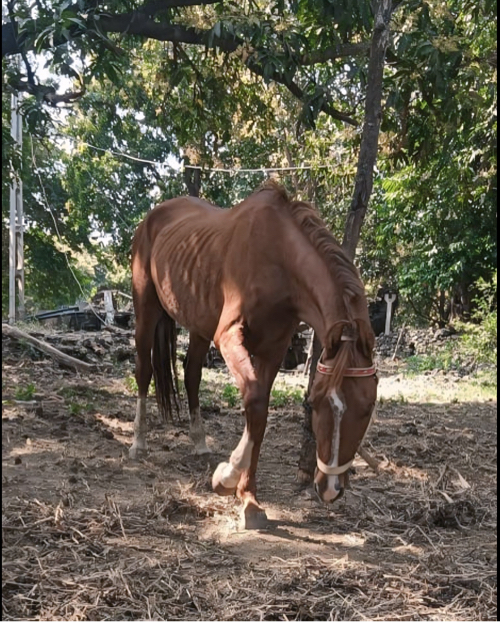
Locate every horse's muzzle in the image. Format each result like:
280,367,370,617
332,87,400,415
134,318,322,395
314,480,345,503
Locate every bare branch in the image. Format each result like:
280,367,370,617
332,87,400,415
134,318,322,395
8,79,85,105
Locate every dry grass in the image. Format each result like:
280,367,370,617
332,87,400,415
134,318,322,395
2,336,498,621
2,475,496,621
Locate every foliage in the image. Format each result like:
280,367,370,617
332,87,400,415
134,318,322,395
454,272,497,366
406,347,458,374
406,274,497,374
221,383,240,408
124,375,156,396
15,382,36,400
359,0,497,321
270,386,304,408
2,90,96,314
1,0,497,326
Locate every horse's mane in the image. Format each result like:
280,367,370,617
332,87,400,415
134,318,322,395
255,180,365,304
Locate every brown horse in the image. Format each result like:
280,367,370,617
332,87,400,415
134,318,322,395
131,182,377,528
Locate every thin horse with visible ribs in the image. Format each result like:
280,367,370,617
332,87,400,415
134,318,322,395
131,182,378,529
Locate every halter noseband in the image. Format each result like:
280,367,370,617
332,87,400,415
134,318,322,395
316,455,354,475
315,346,377,477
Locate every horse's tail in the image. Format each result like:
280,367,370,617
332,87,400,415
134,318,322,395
152,310,180,422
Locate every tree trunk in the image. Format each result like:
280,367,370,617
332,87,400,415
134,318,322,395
297,333,322,484
183,154,201,197
342,0,394,261
297,0,394,483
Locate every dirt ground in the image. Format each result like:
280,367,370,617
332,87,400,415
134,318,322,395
2,334,497,621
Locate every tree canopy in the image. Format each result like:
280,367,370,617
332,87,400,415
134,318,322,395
1,0,497,322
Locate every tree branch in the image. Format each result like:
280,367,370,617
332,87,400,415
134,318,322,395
2,0,359,125
2,324,97,373
6,0,36,87
1,0,220,56
8,79,85,105
245,58,357,126
139,0,221,15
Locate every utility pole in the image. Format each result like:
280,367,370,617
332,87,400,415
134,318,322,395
9,85,24,324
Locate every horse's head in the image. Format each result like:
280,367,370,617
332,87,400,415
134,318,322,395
310,319,377,503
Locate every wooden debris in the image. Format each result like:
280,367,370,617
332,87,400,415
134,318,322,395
357,444,381,471
2,324,97,373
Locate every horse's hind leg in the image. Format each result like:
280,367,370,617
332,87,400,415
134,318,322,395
185,333,211,454
130,266,164,459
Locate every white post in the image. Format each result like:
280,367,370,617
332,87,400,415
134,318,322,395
384,293,397,335
103,290,115,325
16,156,25,320
9,89,24,324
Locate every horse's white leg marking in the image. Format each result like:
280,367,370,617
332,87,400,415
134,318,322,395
324,389,346,501
129,397,148,458
189,407,211,454
218,427,254,489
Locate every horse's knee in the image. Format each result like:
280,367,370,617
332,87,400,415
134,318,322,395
243,392,269,435
243,389,268,414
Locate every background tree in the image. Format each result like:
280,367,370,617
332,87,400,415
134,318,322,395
1,89,93,313
2,0,496,322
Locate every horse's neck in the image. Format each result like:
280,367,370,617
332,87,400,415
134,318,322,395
290,243,348,344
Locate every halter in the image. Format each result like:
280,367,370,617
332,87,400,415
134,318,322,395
316,347,377,378
317,361,378,377
315,346,377,477
316,455,354,475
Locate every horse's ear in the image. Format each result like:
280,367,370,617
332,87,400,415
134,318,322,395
355,319,375,358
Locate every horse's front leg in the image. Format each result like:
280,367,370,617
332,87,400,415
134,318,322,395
234,390,271,529
213,323,282,528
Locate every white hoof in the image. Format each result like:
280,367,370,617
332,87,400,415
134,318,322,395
194,443,212,456
129,444,148,460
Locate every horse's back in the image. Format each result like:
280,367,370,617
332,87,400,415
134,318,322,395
140,197,221,245
134,197,229,335
132,187,304,340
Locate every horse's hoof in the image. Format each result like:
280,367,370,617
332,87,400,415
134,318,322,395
129,444,148,460
240,504,268,530
296,467,314,485
194,445,212,456
212,462,238,496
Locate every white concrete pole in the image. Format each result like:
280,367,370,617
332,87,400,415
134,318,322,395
384,292,397,335
8,86,24,324
103,290,115,324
